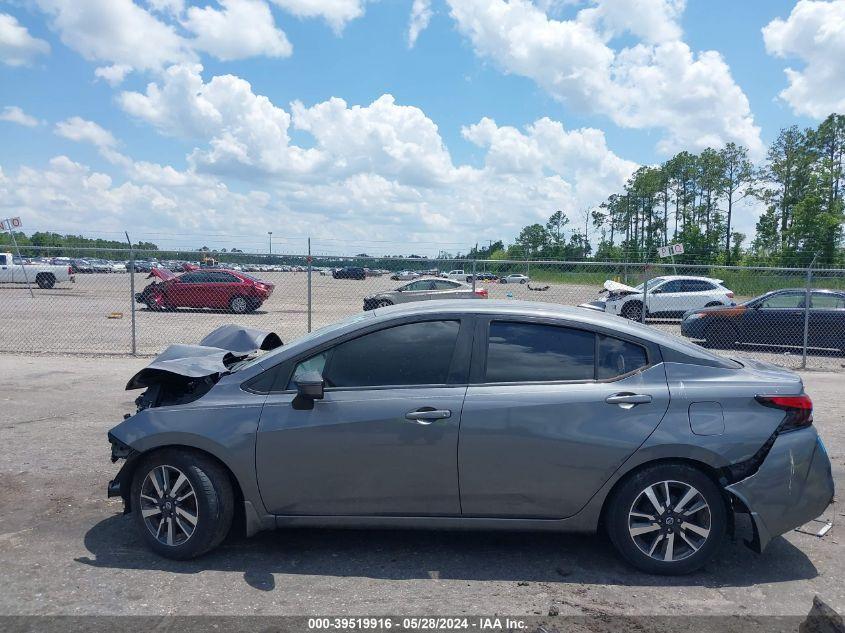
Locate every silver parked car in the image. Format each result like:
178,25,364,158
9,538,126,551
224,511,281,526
107,302,834,574
363,278,488,310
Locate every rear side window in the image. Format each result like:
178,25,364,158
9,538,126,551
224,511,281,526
324,320,460,388
485,322,594,383
812,293,845,310
597,335,649,379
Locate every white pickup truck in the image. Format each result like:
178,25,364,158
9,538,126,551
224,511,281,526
0,253,75,288
440,269,474,283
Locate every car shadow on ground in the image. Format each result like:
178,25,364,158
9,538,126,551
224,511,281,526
138,307,271,315
77,512,817,591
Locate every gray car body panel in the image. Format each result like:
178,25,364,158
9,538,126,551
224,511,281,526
107,300,834,548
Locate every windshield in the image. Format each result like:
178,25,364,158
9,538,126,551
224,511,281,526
633,277,667,291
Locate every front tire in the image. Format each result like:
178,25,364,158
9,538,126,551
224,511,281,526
621,300,644,321
130,449,233,560
607,463,726,575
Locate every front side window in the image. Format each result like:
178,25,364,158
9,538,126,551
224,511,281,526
485,322,595,383
760,292,805,309
0,254,6,265
298,320,461,389
597,335,649,379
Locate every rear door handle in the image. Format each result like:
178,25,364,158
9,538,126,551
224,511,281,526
405,409,452,424
605,393,652,407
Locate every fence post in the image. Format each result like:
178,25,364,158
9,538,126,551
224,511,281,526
307,237,312,333
471,259,477,292
641,266,649,324
125,232,137,355
800,256,816,369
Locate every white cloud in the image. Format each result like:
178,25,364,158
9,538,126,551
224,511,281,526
446,0,763,157
55,116,118,148
0,12,50,67
55,116,132,166
577,0,685,44
35,0,193,72
94,64,133,86
32,0,292,75
24,65,639,249
408,0,433,47
119,64,320,175
269,0,365,33
763,0,845,119
0,105,40,127
184,0,292,61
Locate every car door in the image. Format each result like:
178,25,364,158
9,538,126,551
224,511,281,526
742,291,806,346
166,272,202,307
645,279,678,314
395,279,435,304
809,292,845,349
0,254,12,282
458,318,670,518
255,317,473,516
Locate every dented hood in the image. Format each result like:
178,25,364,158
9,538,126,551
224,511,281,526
148,267,176,281
125,325,283,390
601,279,640,294
198,324,282,353
125,345,238,390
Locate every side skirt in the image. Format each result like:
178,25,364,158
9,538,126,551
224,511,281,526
272,514,594,533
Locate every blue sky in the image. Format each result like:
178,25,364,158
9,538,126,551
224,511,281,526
0,0,842,255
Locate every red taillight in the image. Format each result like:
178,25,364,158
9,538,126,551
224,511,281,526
726,291,734,298
475,288,488,298
755,394,813,432
68,266,73,274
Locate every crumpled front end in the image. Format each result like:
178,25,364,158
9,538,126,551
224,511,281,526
726,427,834,552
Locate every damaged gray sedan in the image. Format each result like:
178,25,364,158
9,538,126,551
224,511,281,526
107,302,834,574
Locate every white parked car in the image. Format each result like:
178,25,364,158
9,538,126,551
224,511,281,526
440,269,473,283
501,274,529,284
585,275,736,321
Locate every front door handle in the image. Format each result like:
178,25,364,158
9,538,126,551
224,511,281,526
405,408,452,424
605,393,652,407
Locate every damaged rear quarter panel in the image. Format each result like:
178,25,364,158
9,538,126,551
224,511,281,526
109,376,268,514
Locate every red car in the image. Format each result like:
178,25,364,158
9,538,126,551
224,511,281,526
136,268,274,314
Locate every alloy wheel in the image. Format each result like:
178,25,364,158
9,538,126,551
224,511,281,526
627,480,711,563
231,296,247,313
139,465,199,547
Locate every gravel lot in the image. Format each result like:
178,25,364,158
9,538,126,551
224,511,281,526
0,354,841,622
1,272,843,372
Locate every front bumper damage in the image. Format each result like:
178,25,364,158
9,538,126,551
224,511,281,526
726,427,835,552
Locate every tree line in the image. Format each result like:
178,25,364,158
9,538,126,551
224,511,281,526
462,113,844,268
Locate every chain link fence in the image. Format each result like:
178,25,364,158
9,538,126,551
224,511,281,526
1,246,843,371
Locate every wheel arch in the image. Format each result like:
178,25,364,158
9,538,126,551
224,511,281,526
596,456,728,534
115,444,269,537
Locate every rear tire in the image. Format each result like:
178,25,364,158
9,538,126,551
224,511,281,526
130,449,234,560
621,301,644,321
36,273,55,289
607,463,726,575
229,295,248,314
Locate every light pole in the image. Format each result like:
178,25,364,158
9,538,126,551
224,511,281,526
268,231,272,255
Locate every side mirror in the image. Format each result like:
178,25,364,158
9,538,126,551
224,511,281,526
649,288,661,294
292,371,324,410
